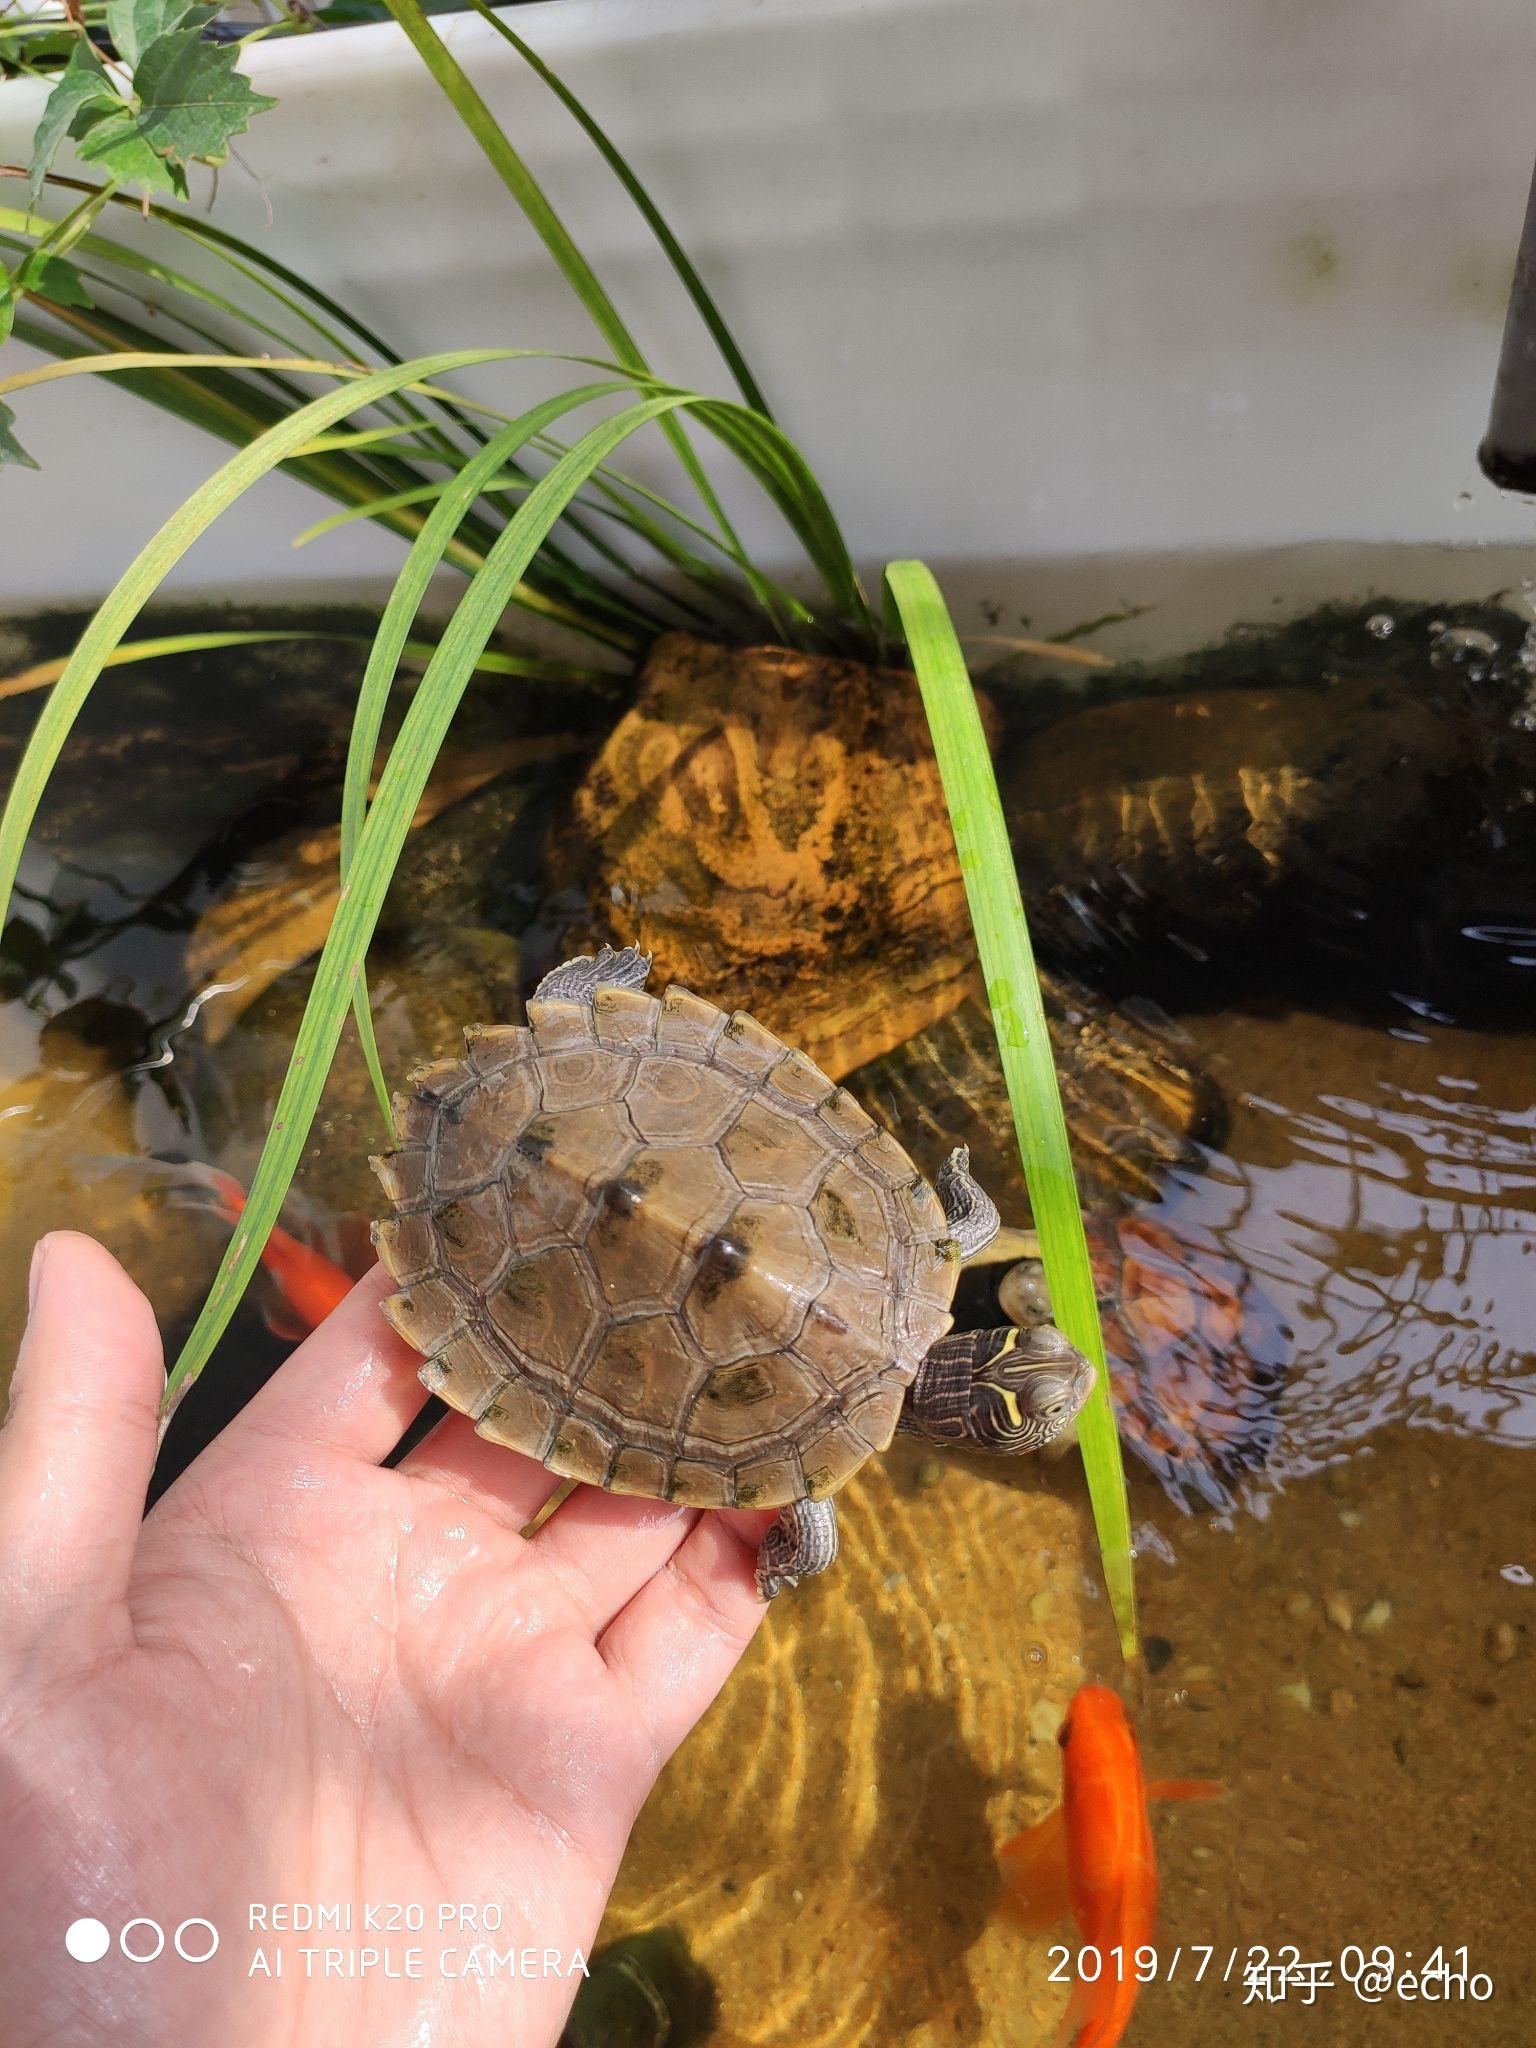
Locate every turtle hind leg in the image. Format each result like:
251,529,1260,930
533,944,652,1006
935,1146,1001,1261
755,1498,839,1599
899,1325,1096,1454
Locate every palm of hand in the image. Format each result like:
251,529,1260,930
0,1236,769,2048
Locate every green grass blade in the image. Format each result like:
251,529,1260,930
10,186,834,644
292,477,515,546
531,432,809,631
0,628,334,701
382,0,784,631
0,628,613,703
28,171,496,470
5,335,867,636
337,377,635,1128
163,389,699,1416
1,214,478,483
7,308,506,568
8,271,662,636
692,400,874,640
0,345,563,941
5,321,645,646
294,427,450,458
460,0,775,420
883,558,1138,1660
4,265,482,527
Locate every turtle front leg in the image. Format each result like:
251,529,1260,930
935,1145,1001,1260
533,943,651,1006
755,1498,839,1599
899,1325,1095,1454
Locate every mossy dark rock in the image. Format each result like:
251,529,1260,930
559,1929,717,2048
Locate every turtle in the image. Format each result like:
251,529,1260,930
845,1002,1291,1505
994,1210,1288,1507
370,943,1096,1597
998,598,1536,1015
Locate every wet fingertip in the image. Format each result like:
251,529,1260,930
697,1508,776,1603
27,1233,53,1316
716,1506,776,1553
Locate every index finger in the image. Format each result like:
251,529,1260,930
597,1507,774,1756
201,1265,429,1468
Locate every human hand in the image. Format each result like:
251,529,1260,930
0,1232,772,2048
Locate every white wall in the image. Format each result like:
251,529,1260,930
3,0,1535,613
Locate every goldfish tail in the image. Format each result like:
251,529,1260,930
1145,1777,1225,1803
996,1804,1073,1931
258,1298,318,1344
162,1157,248,1229
76,1151,248,1225
1052,1942,1145,2048
1051,1974,1097,2048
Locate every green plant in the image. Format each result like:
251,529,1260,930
0,1,90,82
886,563,1135,1655
0,4,1136,1651
0,0,284,354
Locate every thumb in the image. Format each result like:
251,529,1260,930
0,1232,165,1638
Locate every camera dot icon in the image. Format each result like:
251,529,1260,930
65,1918,111,1964
63,1915,220,1964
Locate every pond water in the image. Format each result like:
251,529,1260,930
0,580,1532,2045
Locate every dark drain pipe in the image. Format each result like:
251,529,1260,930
1479,155,1536,491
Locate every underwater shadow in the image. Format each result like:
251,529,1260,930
864,1687,1000,2042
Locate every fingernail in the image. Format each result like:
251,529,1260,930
27,1235,51,1315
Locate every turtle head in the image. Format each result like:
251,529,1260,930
902,1322,1095,1454
965,1323,1097,1452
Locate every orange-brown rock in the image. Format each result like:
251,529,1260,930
571,634,993,1078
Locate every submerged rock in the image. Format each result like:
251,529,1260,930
0,1041,226,1371
566,632,1229,1210
559,1928,717,2048
188,736,584,1043
1006,671,1473,977
206,921,524,1226
569,633,994,1078
1486,1621,1518,1666
176,752,582,1246
0,605,383,902
999,599,1536,1018
847,986,1224,1210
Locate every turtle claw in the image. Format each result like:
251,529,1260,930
533,944,653,1007
935,1145,1001,1261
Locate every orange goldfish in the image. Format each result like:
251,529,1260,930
998,1685,1221,2048
183,1163,356,1339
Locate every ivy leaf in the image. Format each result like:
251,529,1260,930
107,29,276,170
17,253,96,309
105,0,215,71
27,40,122,207
76,108,190,197
9,27,77,65
0,401,41,475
